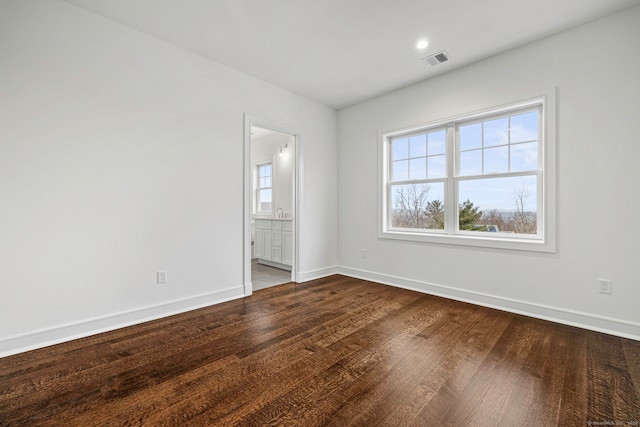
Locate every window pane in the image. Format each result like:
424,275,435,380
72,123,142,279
510,111,538,143
484,146,508,174
428,130,446,155
258,164,272,188
484,117,508,147
260,202,272,212
458,175,537,234
390,182,445,230
459,149,482,176
511,142,538,172
258,188,272,212
393,138,409,160
392,160,409,181
409,158,427,180
259,164,272,177
410,134,427,158
459,123,482,151
428,155,446,178
259,176,272,188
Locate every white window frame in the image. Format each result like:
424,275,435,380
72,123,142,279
387,127,448,233
379,89,557,253
256,162,273,214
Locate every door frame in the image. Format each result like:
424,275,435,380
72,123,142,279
243,114,301,295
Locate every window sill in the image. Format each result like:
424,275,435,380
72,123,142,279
379,229,556,253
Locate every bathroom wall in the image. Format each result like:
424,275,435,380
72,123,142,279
251,131,295,218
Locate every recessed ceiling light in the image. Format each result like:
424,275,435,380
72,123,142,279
416,40,428,49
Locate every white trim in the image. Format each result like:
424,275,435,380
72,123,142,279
297,266,338,282
337,266,640,341
244,114,301,291
244,282,253,296
244,116,253,294
0,286,245,358
378,88,557,253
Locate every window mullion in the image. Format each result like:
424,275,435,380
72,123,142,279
445,123,456,235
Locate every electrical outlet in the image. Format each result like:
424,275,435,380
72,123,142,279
599,279,611,294
157,270,167,284
362,249,367,258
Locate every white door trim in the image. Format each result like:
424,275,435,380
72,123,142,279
243,114,301,295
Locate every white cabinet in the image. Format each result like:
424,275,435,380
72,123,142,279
255,219,292,270
271,220,282,263
255,220,272,261
282,221,293,266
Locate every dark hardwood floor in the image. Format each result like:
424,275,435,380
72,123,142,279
1,275,639,426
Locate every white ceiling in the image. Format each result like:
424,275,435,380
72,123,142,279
62,0,640,109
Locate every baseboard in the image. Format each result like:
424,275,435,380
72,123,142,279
337,266,640,341
297,266,338,283
258,259,292,271
0,286,245,358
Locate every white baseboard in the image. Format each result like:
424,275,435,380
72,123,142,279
258,259,292,271
297,266,338,283
6,267,635,358
0,286,245,358
337,266,640,341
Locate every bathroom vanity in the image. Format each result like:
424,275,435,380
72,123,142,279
254,218,293,271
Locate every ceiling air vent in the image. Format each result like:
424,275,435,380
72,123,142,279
423,50,449,66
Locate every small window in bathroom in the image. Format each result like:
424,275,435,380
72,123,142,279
256,162,273,213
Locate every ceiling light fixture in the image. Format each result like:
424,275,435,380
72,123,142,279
416,40,428,49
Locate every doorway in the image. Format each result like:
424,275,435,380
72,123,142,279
243,115,299,295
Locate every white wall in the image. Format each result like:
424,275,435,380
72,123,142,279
251,132,294,217
0,0,338,356
338,6,640,339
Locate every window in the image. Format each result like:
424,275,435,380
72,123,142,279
389,128,447,230
256,163,273,213
380,91,557,252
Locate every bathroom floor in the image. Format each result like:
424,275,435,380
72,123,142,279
251,259,291,290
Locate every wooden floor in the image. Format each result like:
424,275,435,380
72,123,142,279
1,276,639,426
